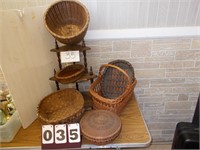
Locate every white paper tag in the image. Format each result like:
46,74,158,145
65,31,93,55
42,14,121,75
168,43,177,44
55,124,67,144
68,123,81,143
41,123,81,148
61,51,80,63
42,125,54,144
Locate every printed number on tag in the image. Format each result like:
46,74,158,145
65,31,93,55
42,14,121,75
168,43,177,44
61,51,80,63
68,123,81,143
55,124,67,144
42,125,54,144
41,123,81,146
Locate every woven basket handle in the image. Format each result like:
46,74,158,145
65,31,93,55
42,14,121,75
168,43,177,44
99,64,131,86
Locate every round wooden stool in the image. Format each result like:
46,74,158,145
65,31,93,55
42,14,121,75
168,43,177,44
80,110,121,145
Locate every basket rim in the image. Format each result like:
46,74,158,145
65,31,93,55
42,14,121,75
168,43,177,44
108,59,135,82
89,64,137,103
37,88,84,124
101,60,135,99
80,110,122,140
55,64,85,80
90,77,137,104
44,0,90,40
99,64,132,85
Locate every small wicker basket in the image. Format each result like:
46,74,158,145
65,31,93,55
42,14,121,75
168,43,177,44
90,60,137,115
37,88,84,124
44,0,89,45
55,64,85,84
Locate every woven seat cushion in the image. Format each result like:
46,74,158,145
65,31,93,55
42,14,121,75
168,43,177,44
80,110,121,145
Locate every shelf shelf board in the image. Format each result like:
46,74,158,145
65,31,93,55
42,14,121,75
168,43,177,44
50,44,91,52
49,73,97,84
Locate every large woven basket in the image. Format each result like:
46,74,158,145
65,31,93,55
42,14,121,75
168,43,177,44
37,88,84,124
55,64,85,84
90,60,137,115
44,0,89,45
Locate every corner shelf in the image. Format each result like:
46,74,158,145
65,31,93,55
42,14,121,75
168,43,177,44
49,40,97,90
50,44,91,52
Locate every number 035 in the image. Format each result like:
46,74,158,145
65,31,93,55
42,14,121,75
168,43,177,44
42,123,81,144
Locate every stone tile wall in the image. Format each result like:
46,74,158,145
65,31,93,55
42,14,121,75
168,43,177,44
0,37,199,142
78,37,200,142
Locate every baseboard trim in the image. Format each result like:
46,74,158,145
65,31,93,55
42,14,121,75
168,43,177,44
85,27,200,40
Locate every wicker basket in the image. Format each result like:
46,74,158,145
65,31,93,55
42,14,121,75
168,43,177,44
37,88,84,124
101,60,135,99
80,110,121,145
55,64,85,84
44,0,89,45
89,60,137,115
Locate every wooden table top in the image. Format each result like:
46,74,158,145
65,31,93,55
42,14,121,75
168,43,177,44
0,94,151,149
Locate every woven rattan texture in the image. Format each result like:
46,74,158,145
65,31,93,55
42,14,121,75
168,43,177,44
44,0,89,45
55,64,85,84
101,60,135,99
37,88,84,124
80,110,121,145
90,60,137,115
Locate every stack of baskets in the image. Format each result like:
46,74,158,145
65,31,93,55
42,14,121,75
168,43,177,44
90,60,137,115
44,0,90,45
44,0,90,83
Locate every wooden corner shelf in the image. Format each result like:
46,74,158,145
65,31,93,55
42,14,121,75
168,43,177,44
49,73,97,84
50,44,91,52
49,40,97,91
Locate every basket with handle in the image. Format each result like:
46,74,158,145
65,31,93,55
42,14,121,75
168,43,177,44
101,59,135,99
89,60,137,115
44,0,89,45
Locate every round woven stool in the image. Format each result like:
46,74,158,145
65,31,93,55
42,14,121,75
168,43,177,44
80,110,121,145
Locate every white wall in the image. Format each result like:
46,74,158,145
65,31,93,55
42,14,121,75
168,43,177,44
0,0,200,29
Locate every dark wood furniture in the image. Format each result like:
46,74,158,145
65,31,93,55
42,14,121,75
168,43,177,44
49,40,97,91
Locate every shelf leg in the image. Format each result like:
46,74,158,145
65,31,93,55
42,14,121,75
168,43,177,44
82,40,88,72
89,66,94,83
76,82,79,91
55,81,60,91
54,69,60,90
55,40,62,70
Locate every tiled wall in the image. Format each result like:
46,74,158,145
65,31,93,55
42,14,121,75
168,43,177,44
77,37,200,142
